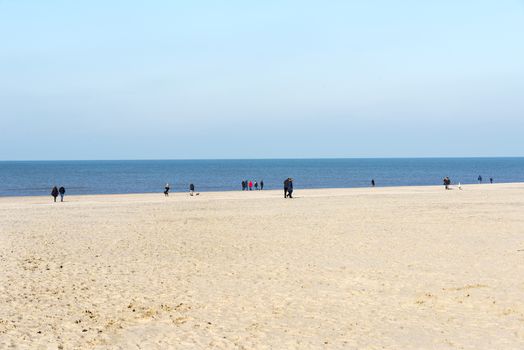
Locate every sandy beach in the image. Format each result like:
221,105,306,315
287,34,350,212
1,183,524,349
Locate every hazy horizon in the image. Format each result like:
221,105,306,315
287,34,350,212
1,1,523,160
2,156,524,163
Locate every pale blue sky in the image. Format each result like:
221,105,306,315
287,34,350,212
1,1,523,160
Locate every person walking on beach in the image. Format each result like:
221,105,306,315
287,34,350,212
478,175,483,184
371,179,375,187
490,177,493,184
287,178,294,198
241,180,246,191
254,181,258,190
164,183,170,196
248,180,253,191
51,186,59,202
189,183,195,196
283,178,289,198
260,180,264,190
58,186,65,202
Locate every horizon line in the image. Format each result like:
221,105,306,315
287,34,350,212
1,155,524,162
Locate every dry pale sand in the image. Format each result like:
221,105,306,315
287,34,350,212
1,184,524,349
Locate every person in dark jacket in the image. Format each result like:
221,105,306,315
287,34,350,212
51,186,59,202
283,178,289,198
260,180,264,190
58,186,65,202
287,178,294,198
189,183,195,196
254,181,258,190
164,183,170,196
371,179,375,187
443,177,451,190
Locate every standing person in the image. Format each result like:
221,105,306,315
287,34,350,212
283,178,289,198
248,180,253,191
443,177,451,190
189,183,195,196
287,178,294,198
490,177,493,184
254,181,258,190
164,183,170,196
241,180,245,191
51,186,59,202
260,180,264,190
58,186,65,202
371,179,375,187
478,175,482,184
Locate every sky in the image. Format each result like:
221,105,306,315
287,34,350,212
1,0,523,160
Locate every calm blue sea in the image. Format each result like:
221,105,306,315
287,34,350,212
0,158,523,197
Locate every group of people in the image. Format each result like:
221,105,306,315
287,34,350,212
242,180,263,191
164,183,197,196
477,175,494,184
443,175,494,190
51,186,66,202
51,174,497,202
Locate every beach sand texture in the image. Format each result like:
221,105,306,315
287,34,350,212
1,184,524,349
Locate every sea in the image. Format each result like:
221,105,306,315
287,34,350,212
0,158,523,197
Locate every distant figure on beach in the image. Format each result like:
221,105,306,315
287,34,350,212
248,180,253,191
260,180,264,190
287,178,294,198
490,177,493,184
254,181,258,190
478,175,483,184
283,178,294,198
164,183,170,196
59,186,65,202
443,177,451,190
51,186,59,202
241,180,246,191
371,179,375,187
189,183,195,196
